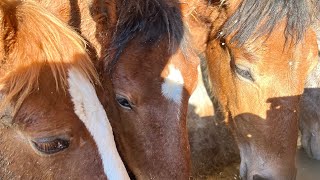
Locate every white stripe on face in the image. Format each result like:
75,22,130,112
67,68,129,180
161,64,184,104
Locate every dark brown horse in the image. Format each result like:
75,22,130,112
0,0,128,179
188,0,320,179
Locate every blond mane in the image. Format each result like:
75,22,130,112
0,0,99,112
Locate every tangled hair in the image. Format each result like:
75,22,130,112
222,0,320,45
0,0,99,112
107,0,189,70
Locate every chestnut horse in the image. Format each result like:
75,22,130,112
0,0,128,179
188,0,320,179
36,0,199,179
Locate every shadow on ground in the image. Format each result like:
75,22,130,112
187,104,240,180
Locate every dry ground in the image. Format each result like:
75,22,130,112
187,104,240,180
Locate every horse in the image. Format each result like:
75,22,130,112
35,0,200,178
0,0,128,179
105,0,200,178
188,0,320,179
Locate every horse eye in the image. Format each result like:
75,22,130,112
234,64,254,82
32,138,70,155
116,95,132,110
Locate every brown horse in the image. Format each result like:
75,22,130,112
189,0,320,179
0,0,128,179
107,0,200,178
36,0,199,179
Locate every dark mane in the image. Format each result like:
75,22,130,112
108,0,187,69
222,0,320,45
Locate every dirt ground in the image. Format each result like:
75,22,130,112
296,147,320,180
188,106,320,180
187,104,240,180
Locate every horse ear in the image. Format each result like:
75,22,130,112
0,0,19,53
0,0,19,32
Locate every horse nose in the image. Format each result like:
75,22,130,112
252,174,271,180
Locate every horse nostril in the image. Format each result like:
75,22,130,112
253,174,270,180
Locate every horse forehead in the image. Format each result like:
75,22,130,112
161,64,184,104
232,34,310,65
162,64,184,83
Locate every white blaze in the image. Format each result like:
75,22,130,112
67,68,129,180
161,64,184,104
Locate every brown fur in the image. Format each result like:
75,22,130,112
0,0,112,179
111,37,198,179
107,1,200,178
187,0,320,179
30,0,200,179
0,68,106,179
209,6,317,180
0,0,99,112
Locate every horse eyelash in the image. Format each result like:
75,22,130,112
234,65,255,82
32,139,70,154
224,45,255,82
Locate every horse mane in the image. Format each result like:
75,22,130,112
222,0,320,45
108,0,189,70
0,0,99,112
